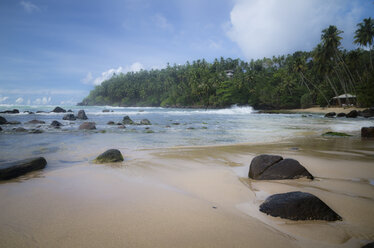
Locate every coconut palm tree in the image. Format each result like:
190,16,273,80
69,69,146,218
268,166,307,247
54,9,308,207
354,17,374,70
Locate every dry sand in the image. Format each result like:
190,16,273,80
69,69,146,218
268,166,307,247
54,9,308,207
0,137,374,248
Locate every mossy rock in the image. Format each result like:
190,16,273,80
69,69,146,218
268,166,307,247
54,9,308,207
323,132,351,137
145,130,155,133
95,149,124,163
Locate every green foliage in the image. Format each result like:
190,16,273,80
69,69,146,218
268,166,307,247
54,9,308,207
300,93,313,108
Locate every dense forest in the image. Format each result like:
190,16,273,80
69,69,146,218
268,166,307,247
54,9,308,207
79,19,374,109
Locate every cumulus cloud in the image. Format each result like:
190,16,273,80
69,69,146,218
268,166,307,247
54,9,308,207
83,62,144,85
15,97,24,104
20,1,40,13
0,96,9,103
226,0,363,59
34,96,51,105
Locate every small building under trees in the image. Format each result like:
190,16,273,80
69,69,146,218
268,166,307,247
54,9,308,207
330,94,356,106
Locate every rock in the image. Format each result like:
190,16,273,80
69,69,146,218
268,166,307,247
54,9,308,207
0,116,7,124
95,149,124,163
50,120,62,127
77,110,88,120
24,111,34,114
361,127,374,138
323,131,351,137
0,157,47,180
67,109,73,112
62,114,76,121
7,121,21,125
0,126,2,131
324,112,336,118
145,130,154,133
36,111,47,113
259,191,342,221
172,122,180,125
346,110,358,118
27,119,45,124
249,155,313,180
122,115,134,125
29,129,43,134
15,127,27,132
362,242,374,248
361,108,374,118
52,106,66,113
102,109,110,112
107,121,115,125
140,119,151,125
118,125,126,129
337,113,346,117
79,122,96,130
0,109,19,114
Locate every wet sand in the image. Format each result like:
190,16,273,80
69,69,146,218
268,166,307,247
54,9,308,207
286,107,366,114
0,136,374,247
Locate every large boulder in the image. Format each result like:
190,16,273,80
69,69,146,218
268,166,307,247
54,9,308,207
140,119,151,125
79,122,96,130
362,242,374,248
249,154,313,180
0,116,7,124
259,191,342,221
122,115,134,125
361,127,374,138
324,112,336,118
52,106,66,113
77,110,88,120
361,108,374,118
346,110,358,118
62,114,76,121
50,120,62,127
27,119,45,124
336,113,346,117
0,157,47,180
95,149,124,163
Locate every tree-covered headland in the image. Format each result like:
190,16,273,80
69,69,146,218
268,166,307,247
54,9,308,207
80,19,374,109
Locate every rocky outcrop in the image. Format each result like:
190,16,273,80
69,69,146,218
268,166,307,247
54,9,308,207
140,119,151,125
0,157,47,180
0,116,7,124
51,120,62,127
259,191,342,221
52,106,66,113
346,110,358,118
249,154,313,180
79,122,96,130
62,114,76,121
122,116,134,125
324,112,336,118
337,113,346,117
0,109,19,114
77,110,88,120
95,149,124,163
27,119,45,124
361,127,374,138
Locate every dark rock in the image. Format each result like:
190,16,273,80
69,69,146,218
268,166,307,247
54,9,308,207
346,110,358,118
324,112,336,118
259,191,342,221
362,242,374,248
361,127,374,138
249,155,313,180
15,127,27,132
95,149,124,163
67,109,73,112
361,108,374,118
337,113,346,117
79,122,96,130
24,111,34,114
107,121,115,125
52,106,66,113
323,131,351,137
77,110,88,120
118,125,126,129
0,116,7,124
27,119,45,124
0,157,47,180
0,109,19,114
172,122,180,125
122,116,134,125
102,109,110,112
7,121,21,125
0,126,2,131
140,119,151,125
36,111,47,113
62,114,76,121
50,120,62,127
29,129,43,134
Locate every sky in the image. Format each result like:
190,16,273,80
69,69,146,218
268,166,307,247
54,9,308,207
0,0,373,106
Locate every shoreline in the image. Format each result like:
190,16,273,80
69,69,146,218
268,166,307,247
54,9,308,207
259,107,367,114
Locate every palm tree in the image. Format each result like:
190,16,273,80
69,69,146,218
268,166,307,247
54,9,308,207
354,17,374,70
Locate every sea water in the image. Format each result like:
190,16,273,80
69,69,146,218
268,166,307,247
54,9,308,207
0,105,373,162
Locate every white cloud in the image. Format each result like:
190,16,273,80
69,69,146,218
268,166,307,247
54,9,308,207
15,97,24,104
33,96,51,105
0,96,9,103
87,62,144,85
226,0,363,59
20,1,40,13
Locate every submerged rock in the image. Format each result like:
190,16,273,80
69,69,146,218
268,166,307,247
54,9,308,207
102,109,110,112
361,127,374,138
324,112,336,118
140,119,151,125
79,122,96,130
15,127,27,132
63,114,76,121
51,120,62,127
323,131,351,137
0,116,7,124
122,115,134,125
52,106,66,113
29,129,43,134
27,119,46,124
7,121,21,125
95,149,124,163
249,154,313,180
107,121,115,125
346,110,358,118
0,157,47,180
259,191,342,221
77,110,88,120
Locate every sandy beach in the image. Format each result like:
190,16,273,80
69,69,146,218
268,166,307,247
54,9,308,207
285,107,366,114
1,135,373,248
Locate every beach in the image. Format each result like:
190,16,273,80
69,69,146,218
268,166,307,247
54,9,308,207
0,106,373,247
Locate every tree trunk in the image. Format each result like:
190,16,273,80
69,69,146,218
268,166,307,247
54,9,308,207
326,75,341,106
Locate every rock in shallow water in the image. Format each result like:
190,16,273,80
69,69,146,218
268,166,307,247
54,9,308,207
140,119,151,125
122,115,134,125
27,119,45,124
0,157,47,180
77,110,88,120
249,154,313,180
324,112,336,118
259,191,342,221
52,106,66,113
361,127,374,138
63,114,76,121
0,116,7,124
79,122,96,130
51,120,62,127
95,149,124,163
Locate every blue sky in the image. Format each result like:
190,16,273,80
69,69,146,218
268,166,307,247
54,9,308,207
0,0,373,105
